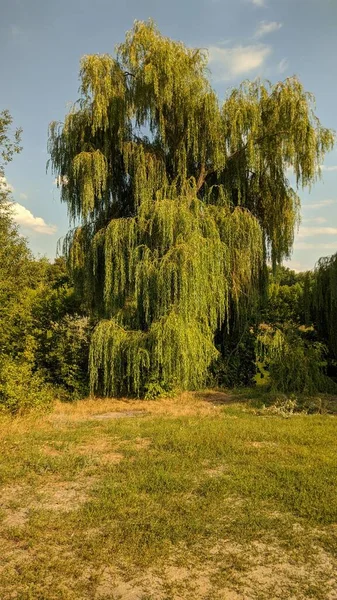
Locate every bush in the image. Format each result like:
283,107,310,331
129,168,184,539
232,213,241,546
0,358,54,414
257,324,337,394
39,315,91,399
144,379,173,400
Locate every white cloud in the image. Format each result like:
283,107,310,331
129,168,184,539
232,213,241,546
54,175,69,187
297,227,337,237
0,176,14,193
284,259,311,273
320,165,337,172
255,21,282,39
302,217,327,224
290,165,337,175
19,192,28,201
294,242,337,250
250,0,266,6
303,199,336,210
208,44,271,81
278,58,288,74
10,24,21,38
10,202,57,235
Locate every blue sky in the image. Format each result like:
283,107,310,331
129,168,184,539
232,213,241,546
1,0,337,271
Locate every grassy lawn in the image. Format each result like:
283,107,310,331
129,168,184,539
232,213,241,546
0,391,337,599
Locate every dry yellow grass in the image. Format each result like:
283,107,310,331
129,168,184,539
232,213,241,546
0,391,336,599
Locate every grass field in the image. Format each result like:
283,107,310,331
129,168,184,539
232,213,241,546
0,390,337,599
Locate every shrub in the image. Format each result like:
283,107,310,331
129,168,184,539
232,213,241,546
257,324,337,394
40,315,91,399
144,379,173,400
0,358,54,414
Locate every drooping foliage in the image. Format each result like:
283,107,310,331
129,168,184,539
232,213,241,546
313,253,337,358
86,195,263,395
257,324,336,395
48,20,334,396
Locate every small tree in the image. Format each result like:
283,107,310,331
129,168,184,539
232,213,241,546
48,20,334,396
257,324,335,394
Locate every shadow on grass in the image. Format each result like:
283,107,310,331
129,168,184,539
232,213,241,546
225,385,337,415
194,389,249,405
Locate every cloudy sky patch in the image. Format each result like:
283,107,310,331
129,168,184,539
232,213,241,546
208,43,271,80
11,202,57,235
254,21,282,39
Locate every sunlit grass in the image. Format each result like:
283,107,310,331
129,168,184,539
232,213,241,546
0,391,336,599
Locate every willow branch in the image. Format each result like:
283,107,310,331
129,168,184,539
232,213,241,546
227,130,290,162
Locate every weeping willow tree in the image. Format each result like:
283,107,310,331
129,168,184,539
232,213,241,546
314,253,337,358
48,20,334,396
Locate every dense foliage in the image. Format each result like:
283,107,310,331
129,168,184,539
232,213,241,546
0,112,90,411
0,238,90,411
314,253,337,358
257,324,335,394
48,20,334,397
262,266,313,326
0,23,336,408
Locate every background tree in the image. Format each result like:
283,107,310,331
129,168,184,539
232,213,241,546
32,258,91,398
256,323,335,395
0,110,89,411
261,267,314,326
48,20,334,397
313,253,337,381
0,109,31,359
0,110,53,412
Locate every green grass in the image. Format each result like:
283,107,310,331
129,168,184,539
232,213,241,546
0,392,336,599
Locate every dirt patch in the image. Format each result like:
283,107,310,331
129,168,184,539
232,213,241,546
48,410,149,425
234,540,337,600
36,477,97,512
94,565,214,600
47,390,239,424
0,476,97,523
132,437,152,450
74,435,151,464
116,437,152,451
0,483,26,506
0,484,31,527
93,539,245,599
96,575,144,600
0,522,336,599
2,508,29,528
41,444,63,457
90,411,148,421
39,434,151,470
204,464,229,478
75,438,112,454
98,452,124,465
95,436,151,465
246,441,278,449
0,537,31,578
194,390,235,405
